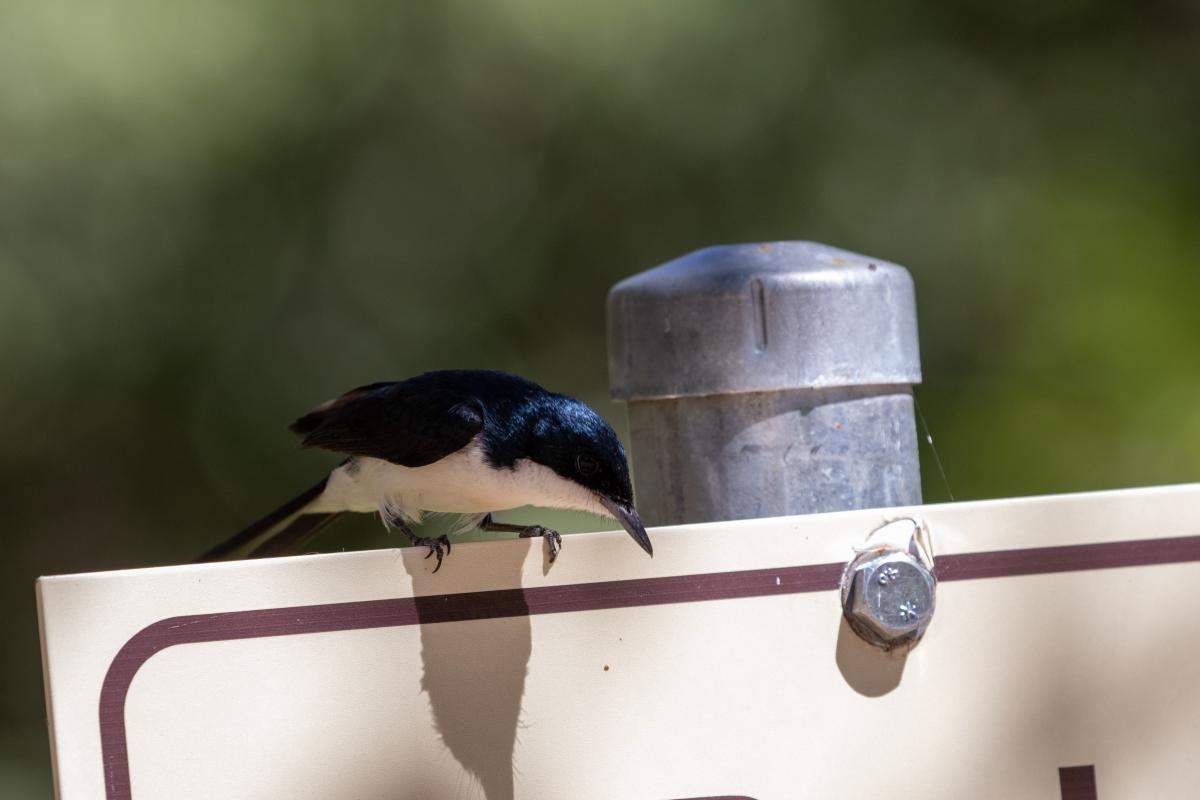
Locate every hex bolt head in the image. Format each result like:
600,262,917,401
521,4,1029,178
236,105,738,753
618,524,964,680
841,548,936,650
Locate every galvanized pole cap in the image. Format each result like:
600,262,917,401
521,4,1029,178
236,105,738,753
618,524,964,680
608,242,922,400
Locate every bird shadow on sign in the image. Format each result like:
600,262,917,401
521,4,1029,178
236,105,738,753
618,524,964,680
834,616,907,697
404,542,533,800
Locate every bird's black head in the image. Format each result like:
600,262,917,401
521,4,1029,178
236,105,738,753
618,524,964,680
525,394,653,557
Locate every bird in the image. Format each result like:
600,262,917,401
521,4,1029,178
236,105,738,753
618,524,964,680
198,369,654,571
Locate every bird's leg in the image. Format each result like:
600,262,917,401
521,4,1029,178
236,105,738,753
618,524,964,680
478,513,563,564
386,510,451,573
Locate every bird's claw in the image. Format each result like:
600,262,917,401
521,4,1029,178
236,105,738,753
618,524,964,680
415,534,452,572
519,525,562,564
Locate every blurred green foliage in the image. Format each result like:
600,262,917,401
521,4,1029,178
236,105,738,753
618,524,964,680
2,0,1198,792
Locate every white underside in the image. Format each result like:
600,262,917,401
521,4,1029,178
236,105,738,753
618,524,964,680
307,438,611,527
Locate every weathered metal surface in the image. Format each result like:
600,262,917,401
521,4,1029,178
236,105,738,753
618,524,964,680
609,241,923,525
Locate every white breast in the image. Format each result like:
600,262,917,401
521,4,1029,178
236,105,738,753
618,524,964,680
311,438,608,524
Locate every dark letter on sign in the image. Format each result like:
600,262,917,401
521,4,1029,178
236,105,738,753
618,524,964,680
1059,765,1097,800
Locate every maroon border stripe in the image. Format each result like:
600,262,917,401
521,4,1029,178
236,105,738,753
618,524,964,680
99,534,1200,798
935,535,1200,581
1058,765,1097,800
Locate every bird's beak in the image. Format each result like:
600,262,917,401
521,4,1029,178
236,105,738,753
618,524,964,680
599,496,653,557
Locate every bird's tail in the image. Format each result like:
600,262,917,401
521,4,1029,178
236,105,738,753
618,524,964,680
197,477,343,562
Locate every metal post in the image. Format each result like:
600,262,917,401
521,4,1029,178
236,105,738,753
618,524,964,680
608,241,923,526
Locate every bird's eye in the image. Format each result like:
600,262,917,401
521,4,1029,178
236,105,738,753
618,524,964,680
576,454,600,476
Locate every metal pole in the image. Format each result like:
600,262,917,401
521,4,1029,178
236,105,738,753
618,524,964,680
608,241,923,526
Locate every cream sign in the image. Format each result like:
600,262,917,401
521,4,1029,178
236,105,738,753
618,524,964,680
39,484,1200,799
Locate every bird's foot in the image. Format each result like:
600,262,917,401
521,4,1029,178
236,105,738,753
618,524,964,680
384,510,452,573
518,525,562,564
477,514,563,564
411,534,452,573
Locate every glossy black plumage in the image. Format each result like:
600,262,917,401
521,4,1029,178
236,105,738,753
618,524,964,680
199,369,652,565
288,370,634,500
289,375,487,468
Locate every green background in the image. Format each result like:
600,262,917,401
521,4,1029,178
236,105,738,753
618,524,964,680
2,1,1197,793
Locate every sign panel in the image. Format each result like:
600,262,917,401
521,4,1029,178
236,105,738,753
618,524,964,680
38,484,1200,799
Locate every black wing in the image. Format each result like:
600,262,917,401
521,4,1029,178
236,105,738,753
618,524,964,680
289,380,484,467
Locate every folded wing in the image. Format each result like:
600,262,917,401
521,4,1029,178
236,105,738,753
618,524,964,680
290,380,485,467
